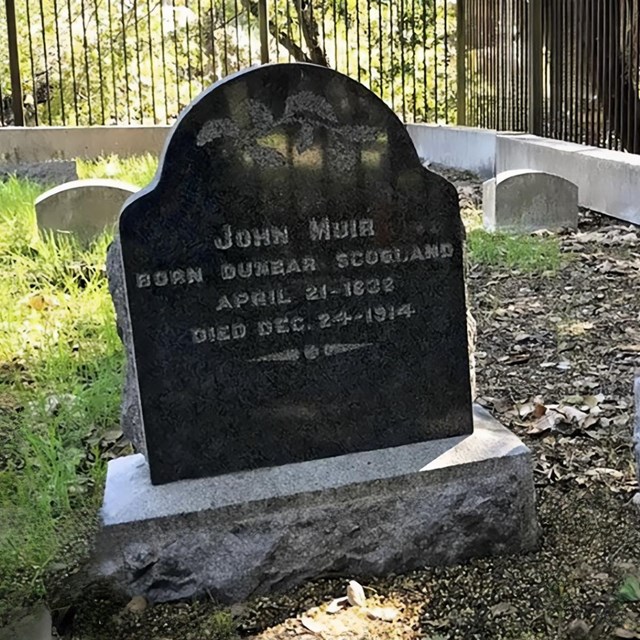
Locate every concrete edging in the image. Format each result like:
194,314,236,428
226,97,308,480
0,125,171,163
406,124,640,225
495,134,640,226
406,124,496,179
2,123,640,223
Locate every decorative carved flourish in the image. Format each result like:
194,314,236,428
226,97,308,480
196,91,379,171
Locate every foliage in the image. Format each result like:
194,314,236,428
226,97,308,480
0,0,457,126
618,575,640,603
205,611,240,639
0,173,125,623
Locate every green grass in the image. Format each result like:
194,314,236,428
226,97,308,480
467,229,563,273
0,166,133,622
77,153,158,188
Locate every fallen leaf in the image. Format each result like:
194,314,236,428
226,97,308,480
533,402,547,418
346,580,366,607
583,394,603,408
559,405,588,423
326,597,349,614
619,344,640,353
21,292,59,311
489,602,516,617
517,402,535,418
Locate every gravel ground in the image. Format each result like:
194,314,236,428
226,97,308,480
65,169,640,640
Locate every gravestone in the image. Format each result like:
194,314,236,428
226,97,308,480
118,64,473,485
483,169,578,232
98,64,539,603
36,179,137,241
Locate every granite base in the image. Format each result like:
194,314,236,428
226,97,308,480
95,406,540,603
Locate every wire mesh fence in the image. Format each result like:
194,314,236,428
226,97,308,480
0,0,458,126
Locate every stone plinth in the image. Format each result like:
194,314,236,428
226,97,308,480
483,169,578,233
95,406,540,604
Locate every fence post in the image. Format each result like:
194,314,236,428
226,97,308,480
5,0,24,126
456,0,466,126
258,0,269,64
528,0,543,135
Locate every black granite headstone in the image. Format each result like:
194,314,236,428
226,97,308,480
119,63,472,485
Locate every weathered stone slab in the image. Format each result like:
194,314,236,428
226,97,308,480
483,169,578,233
0,160,77,187
95,405,540,604
36,179,137,241
0,604,52,640
119,63,472,485
106,238,145,454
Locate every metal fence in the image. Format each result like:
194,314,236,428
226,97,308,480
462,0,640,153
461,0,529,133
0,0,457,127
3,0,640,154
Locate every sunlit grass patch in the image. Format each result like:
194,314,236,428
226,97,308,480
467,229,563,273
0,176,121,622
77,153,158,188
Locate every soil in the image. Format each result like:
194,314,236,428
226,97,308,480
59,169,640,639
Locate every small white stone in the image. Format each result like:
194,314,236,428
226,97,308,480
367,606,399,622
125,595,148,613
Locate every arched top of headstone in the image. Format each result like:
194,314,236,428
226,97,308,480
121,63,454,235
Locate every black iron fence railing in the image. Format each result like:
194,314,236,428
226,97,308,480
0,0,456,127
3,0,640,154
463,0,640,153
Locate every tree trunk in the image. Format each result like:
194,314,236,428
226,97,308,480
240,0,329,66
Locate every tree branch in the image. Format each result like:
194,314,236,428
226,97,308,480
240,0,312,63
294,0,329,66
